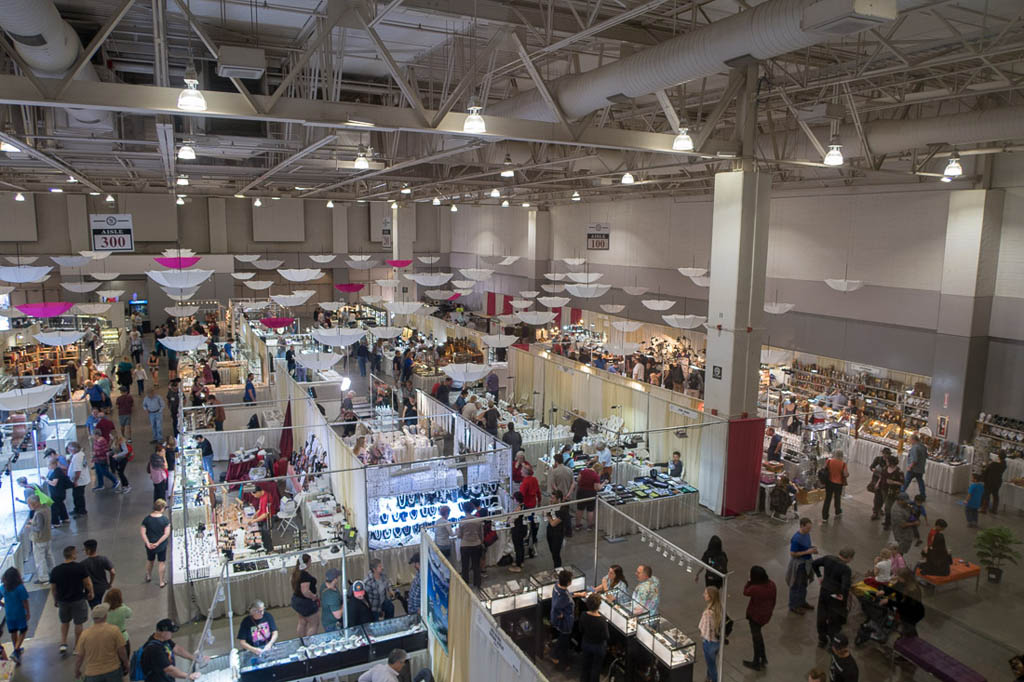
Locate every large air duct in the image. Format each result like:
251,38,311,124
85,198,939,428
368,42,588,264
490,0,894,123
0,0,112,128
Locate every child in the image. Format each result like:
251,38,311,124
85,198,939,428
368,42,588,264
927,518,948,549
873,548,893,583
910,494,928,546
965,473,984,528
886,543,907,574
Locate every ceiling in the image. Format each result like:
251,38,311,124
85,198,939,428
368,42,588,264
0,0,1022,206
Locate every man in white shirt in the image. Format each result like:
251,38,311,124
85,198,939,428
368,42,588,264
594,441,612,468
632,359,645,382
67,443,88,517
358,648,406,681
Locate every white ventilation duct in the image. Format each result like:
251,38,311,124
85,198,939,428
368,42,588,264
490,0,891,123
0,0,112,129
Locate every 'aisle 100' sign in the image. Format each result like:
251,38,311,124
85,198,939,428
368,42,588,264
88,214,135,252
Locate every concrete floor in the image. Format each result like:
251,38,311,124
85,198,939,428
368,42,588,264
10,347,1023,682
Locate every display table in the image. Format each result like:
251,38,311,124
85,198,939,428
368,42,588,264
603,491,699,538
1001,483,1024,514
612,459,653,486
1006,458,1024,481
846,438,970,494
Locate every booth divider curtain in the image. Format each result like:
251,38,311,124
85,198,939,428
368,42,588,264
278,402,293,456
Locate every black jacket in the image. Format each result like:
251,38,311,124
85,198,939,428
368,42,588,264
347,593,373,626
811,555,852,599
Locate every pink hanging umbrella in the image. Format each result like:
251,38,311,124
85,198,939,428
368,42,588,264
260,317,295,330
153,256,201,268
385,259,413,268
447,293,461,301
17,301,74,318
335,283,365,293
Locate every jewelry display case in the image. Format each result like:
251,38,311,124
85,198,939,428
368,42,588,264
362,614,428,659
528,565,587,600
480,578,539,615
637,616,696,668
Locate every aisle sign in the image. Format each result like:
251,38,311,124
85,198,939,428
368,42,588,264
89,214,135,252
586,222,610,250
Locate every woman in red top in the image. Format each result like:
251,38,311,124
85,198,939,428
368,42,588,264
742,565,777,671
519,465,541,551
575,460,603,531
512,452,527,491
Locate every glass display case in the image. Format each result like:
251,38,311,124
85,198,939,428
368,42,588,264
362,614,428,658
300,627,371,674
638,616,696,668
528,565,587,600
239,633,307,682
480,578,539,614
195,650,238,682
608,593,648,635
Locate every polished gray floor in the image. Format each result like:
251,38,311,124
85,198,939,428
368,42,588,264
12,351,1024,682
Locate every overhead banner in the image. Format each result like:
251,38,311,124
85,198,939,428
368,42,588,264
586,222,609,250
424,542,451,653
89,214,135,252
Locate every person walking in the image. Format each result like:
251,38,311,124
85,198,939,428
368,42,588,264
102,589,131,661
698,586,724,682
546,490,570,568
243,373,257,403
290,554,320,637
140,499,171,588
549,570,575,670
821,450,848,521
210,395,226,432
116,356,133,393
148,351,160,388
901,433,927,499
74,604,128,682
828,633,859,682
786,517,817,614
868,448,891,521
166,379,181,438
456,504,484,588
47,458,72,526
67,442,89,517
91,434,120,492
148,447,170,502
140,619,202,681
981,452,1008,514
115,386,133,442
742,566,777,670
812,548,855,648
143,388,165,443
695,535,728,589
163,436,177,504
133,364,147,396
50,545,94,656
81,539,115,608
509,493,528,573
27,495,55,584
320,569,344,633
578,593,609,682
890,493,919,554
965,473,984,528
881,455,903,530
1,567,31,664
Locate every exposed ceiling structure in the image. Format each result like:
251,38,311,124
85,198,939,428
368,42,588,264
0,0,1022,206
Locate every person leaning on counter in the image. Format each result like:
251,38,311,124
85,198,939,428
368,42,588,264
236,600,278,657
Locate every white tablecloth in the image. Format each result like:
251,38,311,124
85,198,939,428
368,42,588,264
1000,483,1024,514
603,492,698,537
1006,458,1024,481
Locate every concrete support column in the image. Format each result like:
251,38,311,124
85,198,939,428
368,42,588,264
931,189,1003,441
702,170,770,418
208,198,227,253
527,209,552,282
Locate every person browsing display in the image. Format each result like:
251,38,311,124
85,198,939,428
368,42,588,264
236,601,278,657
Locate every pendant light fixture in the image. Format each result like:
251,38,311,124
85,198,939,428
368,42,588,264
432,197,441,206
253,198,262,207
571,191,581,201
177,64,207,112
105,194,115,203
521,202,531,208
177,144,196,160
14,192,24,202
463,95,486,134
50,187,63,193
176,195,185,205
67,175,78,183
500,154,514,178
354,144,370,170
176,175,189,186
944,151,963,179
823,137,844,166
672,128,694,151
621,171,635,185
489,188,500,198
0,141,18,153
450,204,458,213
400,185,411,195
501,199,509,208
326,200,334,208
390,201,398,209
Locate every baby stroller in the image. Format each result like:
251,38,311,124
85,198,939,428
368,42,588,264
854,587,900,646
768,483,798,521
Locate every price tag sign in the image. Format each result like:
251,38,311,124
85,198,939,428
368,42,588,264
586,222,610,250
89,214,135,252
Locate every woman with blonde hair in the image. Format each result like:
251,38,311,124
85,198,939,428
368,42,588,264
698,585,724,682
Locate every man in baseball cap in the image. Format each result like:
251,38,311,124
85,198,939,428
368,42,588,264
321,568,344,632
348,580,373,626
829,633,859,682
140,618,205,681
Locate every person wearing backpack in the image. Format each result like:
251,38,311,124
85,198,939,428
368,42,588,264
134,619,202,681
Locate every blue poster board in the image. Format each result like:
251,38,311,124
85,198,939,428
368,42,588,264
424,543,451,653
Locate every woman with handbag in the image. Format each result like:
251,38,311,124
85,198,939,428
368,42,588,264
290,554,320,637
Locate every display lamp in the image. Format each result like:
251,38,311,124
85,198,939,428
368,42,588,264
500,154,515,178
522,202,531,207
177,144,196,160
253,198,262,207
14,192,24,202
944,152,963,178
50,187,63,193
489,188,500,198
621,171,635,185
390,201,398,209
67,175,78,183
105,194,115,203
823,141,844,167
672,128,694,151
463,96,486,134
400,186,412,195
177,65,207,112
176,196,185,205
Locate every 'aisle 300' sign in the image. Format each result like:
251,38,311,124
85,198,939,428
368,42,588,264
88,214,135,252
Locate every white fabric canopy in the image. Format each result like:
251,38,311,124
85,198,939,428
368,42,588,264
312,328,367,347
318,302,345,312
451,280,475,289
621,286,648,296
497,314,519,325
0,384,62,411
52,256,93,268
296,351,342,371
361,295,384,304
242,302,271,312
375,279,400,288
61,281,101,293
663,314,706,329
565,283,610,298
605,341,640,356
509,298,533,309
348,254,372,261
563,258,586,266
566,272,603,283
419,305,438,316
540,284,565,294
0,265,52,283
425,289,453,300
231,272,255,280
147,269,214,288
271,292,315,307
417,256,440,264
825,279,864,292
459,268,493,281
90,272,120,280
537,296,570,308
159,335,209,352
162,248,196,258
518,290,539,298
600,304,625,314
243,280,274,290
235,254,260,262
80,251,111,259
253,259,284,270
346,259,379,269
164,287,199,301
277,268,324,282
678,267,708,278
35,330,85,346
308,254,336,264
96,289,125,298
611,320,644,332
165,305,200,317
516,311,557,325
385,301,423,315
5,256,37,265
405,272,453,287
74,303,111,315
641,299,675,311
498,256,520,266
369,326,404,339
0,286,13,295
442,363,492,383
481,334,517,348
764,302,796,314
543,273,567,281
690,276,711,288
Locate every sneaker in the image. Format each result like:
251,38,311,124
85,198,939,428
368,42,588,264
123,485,132,493
51,523,61,529
835,511,843,517
11,649,20,665
59,644,68,656
508,565,522,573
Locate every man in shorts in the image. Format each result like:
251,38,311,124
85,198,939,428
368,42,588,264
49,545,94,656
115,386,134,441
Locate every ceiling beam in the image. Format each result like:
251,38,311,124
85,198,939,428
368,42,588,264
431,30,508,128
692,69,745,152
238,135,337,194
512,34,574,138
0,131,103,193
155,117,176,188
56,0,138,98
354,8,431,127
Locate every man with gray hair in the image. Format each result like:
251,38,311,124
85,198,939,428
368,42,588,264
358,648,407,682
27,495,55,582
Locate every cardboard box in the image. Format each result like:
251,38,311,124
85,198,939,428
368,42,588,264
796,487,826,505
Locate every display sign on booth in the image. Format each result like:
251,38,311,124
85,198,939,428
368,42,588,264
586,222,610,250
89,214,135,252
425,543,451,653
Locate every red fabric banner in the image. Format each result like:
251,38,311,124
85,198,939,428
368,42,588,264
486,291,497,316
723,417,766,516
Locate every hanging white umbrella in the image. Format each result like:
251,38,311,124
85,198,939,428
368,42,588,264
420,305,439,316
52,255,93,268
277,268,324,282
497,314,519,325
159,335,209,352
147,269,214,288
35,330,86,346
498,256,520,266
318,301,345,312
405,272,453,287
621,286,648,296
563,258,586,266
80,250,111,260
243,280,274,290
509,298,533,309
519,290,539,298
417,256,440,264
271,292,315,307
165,305,200,317
600,304,625,314
544,273,567,281
537,296,570,308
231,272,255,280
243,302,271,313
162,248,196,258
235,254,260,262
825,279,864,292
516,311,558,325
312,328,367,347
459,268,493,281
567,272,603,283
425,289,454,300
641,299,675,311
565,283,610,298
689,276,711,288
385,301,423,315
0,384,62,411
96,289,125,299
605,341,640,356
296,351,343,372
253,259,284,270
164,287,199,301
5,256,37,265
309,254,336,264
663,314,707,329
0,265,52,282
451,280,475,289
30,274,51,284
612,320,644,332
74,303,111,315
764,302,796,314
90,272,120,281
442,363,492,383
0,308,25,318
481,334,517,348
540,284,565,294
453,288,474,297
678,267,708,278
370,326,404,340
375,279,400,289
348,254,372,261
61,281,101,293
346,259,379,269
361,295,385,304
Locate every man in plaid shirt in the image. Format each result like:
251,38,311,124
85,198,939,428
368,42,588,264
364,558,395,620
